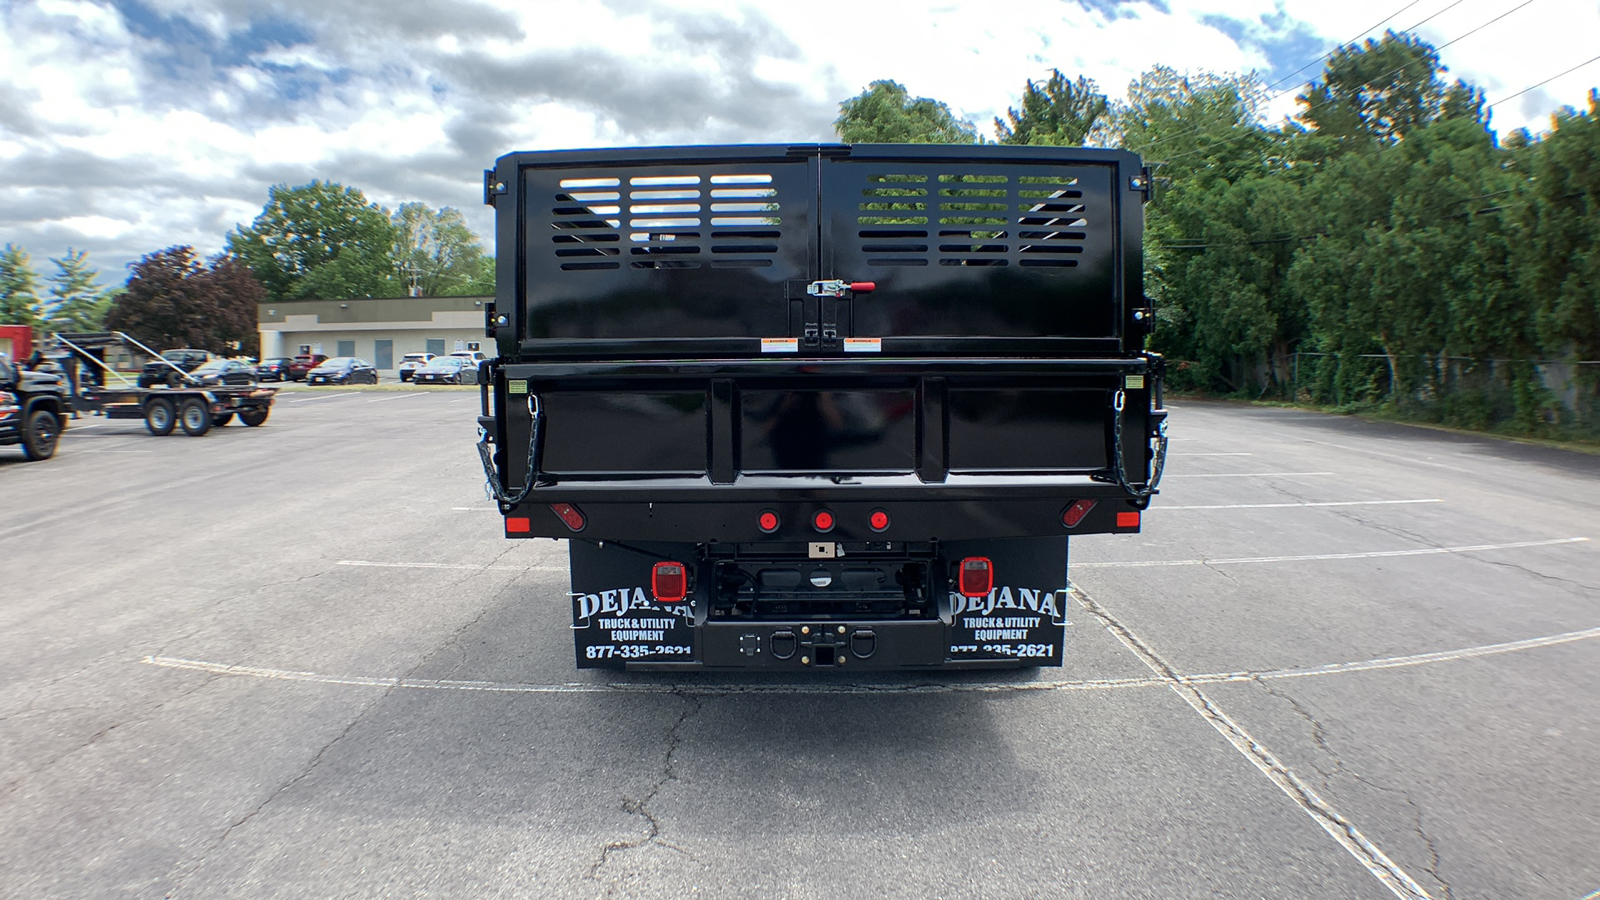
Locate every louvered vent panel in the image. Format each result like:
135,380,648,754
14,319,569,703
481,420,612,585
549,173,785,272
856,174,1086,268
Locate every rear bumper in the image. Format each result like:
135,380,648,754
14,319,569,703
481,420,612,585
503,476,1142,542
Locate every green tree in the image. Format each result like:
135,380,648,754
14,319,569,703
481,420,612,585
834,80,979,144
1114,66,1295,393
1518,92,1600,362
393,202,491,297
463,255,496,296
0,243,41,327
994,70,1109,146
227,180,400,302
106,247,264,356
1297,31,1454,149
43,248,113,332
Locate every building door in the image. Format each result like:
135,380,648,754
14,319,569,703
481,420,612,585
374,339,393,369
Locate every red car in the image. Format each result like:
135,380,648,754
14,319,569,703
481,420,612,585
287,354,328,381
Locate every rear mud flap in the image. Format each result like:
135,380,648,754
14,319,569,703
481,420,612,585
941,538,1069,666
570,541,696,668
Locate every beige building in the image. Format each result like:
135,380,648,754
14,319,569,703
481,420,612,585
258,295,492,376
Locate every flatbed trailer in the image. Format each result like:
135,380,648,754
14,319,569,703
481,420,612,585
476,142,1167,672
51,332,277,436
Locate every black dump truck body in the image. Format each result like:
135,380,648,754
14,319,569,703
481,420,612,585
477,143,1166,671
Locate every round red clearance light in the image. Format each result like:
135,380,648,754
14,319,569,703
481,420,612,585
812,510,835,532
758,510,780,533
869,509,890,532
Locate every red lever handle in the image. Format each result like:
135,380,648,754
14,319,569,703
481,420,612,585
849,282,876,293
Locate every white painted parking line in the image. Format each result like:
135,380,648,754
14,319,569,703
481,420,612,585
1076,591,1435,900
1160,499,1443,510
1072,537,1590,569
66,420,108,429
1167,471,1335,478
141,620,1600,697
367,392,428,403
1180,452,1253,456
1214,624,1600,683
289,393,355,402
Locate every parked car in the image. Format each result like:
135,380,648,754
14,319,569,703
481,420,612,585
137,349,213,388
449,350,488,364
412,355,477,385
306,357,378,385
255,357,292,381
188,358,258,387
287,354,328,381
397,352,435,382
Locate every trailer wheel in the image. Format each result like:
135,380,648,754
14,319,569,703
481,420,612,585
145,398,175,436
179,398,211,436
213,412,234,427
239,406,269,427
20,408,61,461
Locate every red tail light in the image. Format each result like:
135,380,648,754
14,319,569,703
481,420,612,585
652,561,688,603
505,516,531,534
1062,499,1096,528
758,510,780,533
549,503,586,532
1117,511,1141,529
812,510,835,532
869,509,890,532
957,557,993,599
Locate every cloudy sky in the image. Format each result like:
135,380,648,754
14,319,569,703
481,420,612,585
3,0,1598,288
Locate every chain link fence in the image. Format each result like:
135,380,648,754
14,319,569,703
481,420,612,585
1277,352,1600,438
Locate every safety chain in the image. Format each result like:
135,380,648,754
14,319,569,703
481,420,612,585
1104,354,1168,500
478,391,543,507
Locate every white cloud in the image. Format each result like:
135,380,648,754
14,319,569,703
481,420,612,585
1,0,1596,286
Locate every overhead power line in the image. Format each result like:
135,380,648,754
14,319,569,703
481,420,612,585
1490,53,1600,109
1143,0,1474,153
1257,0,1429,96
1148,0,1541,168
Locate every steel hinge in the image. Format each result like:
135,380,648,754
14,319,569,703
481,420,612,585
484,169,507,206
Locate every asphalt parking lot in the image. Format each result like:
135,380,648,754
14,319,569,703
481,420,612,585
1,389,1596,899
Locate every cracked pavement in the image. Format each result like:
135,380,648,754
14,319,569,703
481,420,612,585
1,393,1597,898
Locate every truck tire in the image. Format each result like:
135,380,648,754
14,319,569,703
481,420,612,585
213,412,235,427
20,408,61,461
179,398,211,436
145,398,175,436
239,406,269,427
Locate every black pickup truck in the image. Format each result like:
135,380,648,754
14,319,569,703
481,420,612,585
0,356,68,461
477,143,1167,671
